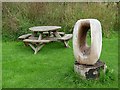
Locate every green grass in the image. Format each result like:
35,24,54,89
2,38,118,88
0,41,2,89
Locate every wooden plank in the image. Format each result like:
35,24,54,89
58,32,65,35
18,34,32,40
42,37,58,41
58,34,73,41
43,32,49,34
23,39,51,43
28,36,38,40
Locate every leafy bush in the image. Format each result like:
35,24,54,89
2,2,119,41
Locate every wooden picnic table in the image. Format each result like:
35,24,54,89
18,26,72,54
29,26,62,40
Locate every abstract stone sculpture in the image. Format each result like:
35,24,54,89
73,19,106,79
73,19,102,65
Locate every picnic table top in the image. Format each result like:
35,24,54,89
29,26,61,32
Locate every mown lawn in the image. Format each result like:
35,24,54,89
2,38,118,88
0,41,2,89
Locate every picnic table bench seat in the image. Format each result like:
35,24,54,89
23,39,51,54
58,32,65,35
23,39,51,43
18,34,32,40
28,36,38,40
58,34,73,41
57,34,73,48
42,37,58,42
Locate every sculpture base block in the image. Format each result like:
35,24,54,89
74,60,107,79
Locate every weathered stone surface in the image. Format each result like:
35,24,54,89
74,60,107,79
73,19,102,65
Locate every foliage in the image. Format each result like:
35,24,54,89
2,2,119,41
0,42,1,89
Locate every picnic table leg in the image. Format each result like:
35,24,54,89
28,43,45,54
63,40,70,48
48,31,51,36
38,33,42,40
24,42,29,46
29,43,36,51
34,44,45,54
53,30,61,38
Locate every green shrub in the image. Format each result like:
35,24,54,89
2,2,119,41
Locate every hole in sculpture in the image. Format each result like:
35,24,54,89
78,20,91,56
86,30,91,46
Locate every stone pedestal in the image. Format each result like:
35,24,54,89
74,60,107,79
